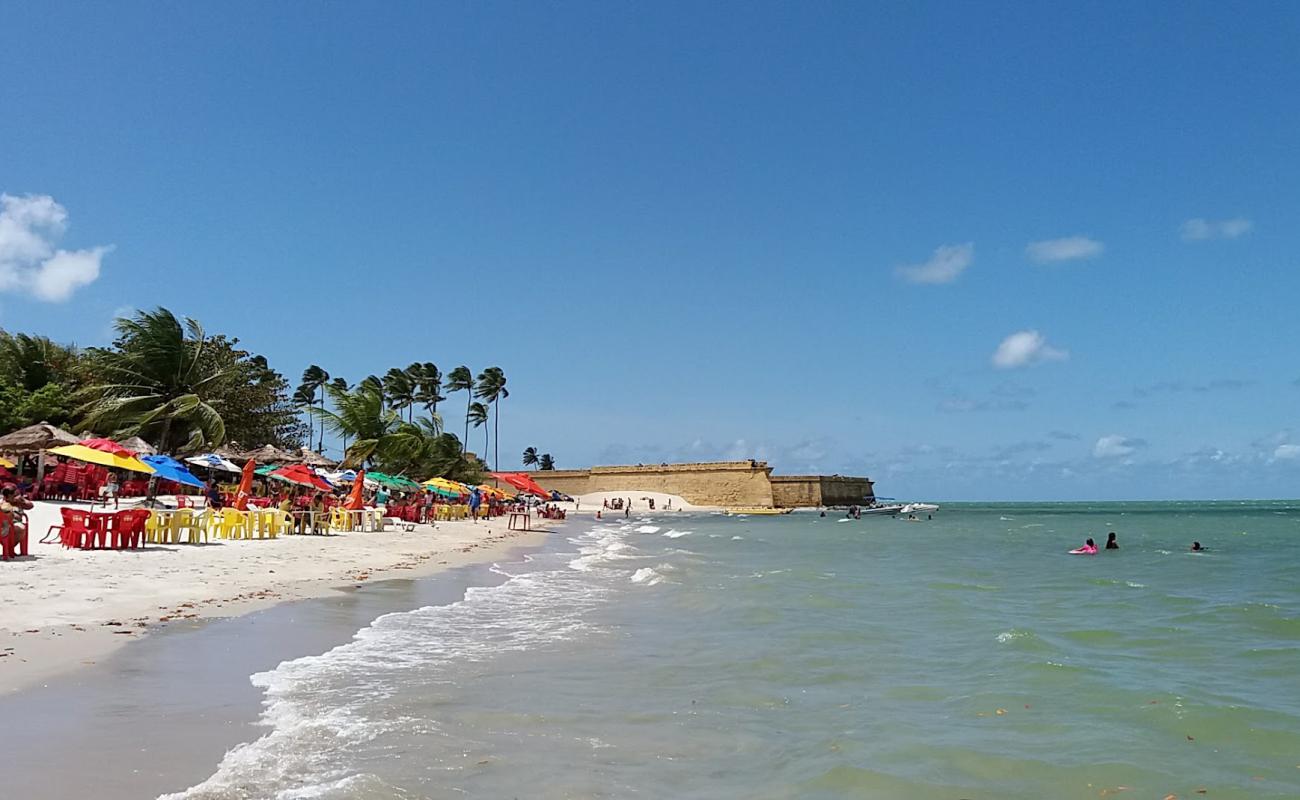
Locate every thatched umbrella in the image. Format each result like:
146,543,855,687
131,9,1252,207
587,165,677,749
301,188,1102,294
120,436,158,456
243,444,302,465
0,422,82,486
297,447,336,468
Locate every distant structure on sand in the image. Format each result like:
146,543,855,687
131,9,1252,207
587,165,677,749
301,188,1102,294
528,461,874,509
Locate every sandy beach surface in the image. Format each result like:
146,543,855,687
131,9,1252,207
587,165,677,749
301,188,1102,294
0,499,549,694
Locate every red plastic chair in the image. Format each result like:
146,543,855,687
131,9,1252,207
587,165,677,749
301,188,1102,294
83,513,113,549
0,511,25,560
45,507,92,548
112,509,148,549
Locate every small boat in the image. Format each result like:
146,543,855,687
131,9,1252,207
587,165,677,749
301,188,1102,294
859,504,905,515
899,503,939,515
723,507,794,516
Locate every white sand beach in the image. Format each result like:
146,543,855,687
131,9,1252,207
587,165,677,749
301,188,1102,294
0,500,548,694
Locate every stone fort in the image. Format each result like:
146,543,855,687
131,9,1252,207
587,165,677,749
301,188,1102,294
526,461,874,509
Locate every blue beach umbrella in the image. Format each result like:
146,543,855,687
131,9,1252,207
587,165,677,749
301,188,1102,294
140,454,206,489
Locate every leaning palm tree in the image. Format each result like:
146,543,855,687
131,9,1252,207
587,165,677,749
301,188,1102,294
445,365,474,455
467,401,490,462
77,307,229,452
522,446,539,469
307,380,426,469
411,362,444,416
296,364,330,451
474,367,508,470
538,453,555,471
383,367,416,421
0,331,79,391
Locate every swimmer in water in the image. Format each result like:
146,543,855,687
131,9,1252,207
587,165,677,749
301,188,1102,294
1105,532,1119,550
1191,541,1204,552
1070,538,1098,554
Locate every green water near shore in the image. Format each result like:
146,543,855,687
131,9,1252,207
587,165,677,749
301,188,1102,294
171,501,1300,799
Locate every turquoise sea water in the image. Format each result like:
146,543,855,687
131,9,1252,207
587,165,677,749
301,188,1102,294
168,502,1300,799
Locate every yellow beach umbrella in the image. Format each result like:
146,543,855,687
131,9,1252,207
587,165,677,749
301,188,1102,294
0,456,15,469
47,444,156,474
423,477,466,493
478,484,508,499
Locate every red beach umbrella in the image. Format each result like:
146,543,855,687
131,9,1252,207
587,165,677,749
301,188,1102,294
79,437,140,458
344,469,366,510
491,471,551,498
234,458,256,510
270,464,333,492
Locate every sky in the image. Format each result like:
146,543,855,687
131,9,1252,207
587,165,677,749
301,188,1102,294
2,2,1298,500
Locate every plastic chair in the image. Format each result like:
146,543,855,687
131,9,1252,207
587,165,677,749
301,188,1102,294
0,511,28,560
328,507,352,533
169,509,204,544
217,509,249,540
84,513,113,549
111,509,147,549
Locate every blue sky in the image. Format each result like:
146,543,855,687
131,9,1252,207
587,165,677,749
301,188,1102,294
2,2,1298,500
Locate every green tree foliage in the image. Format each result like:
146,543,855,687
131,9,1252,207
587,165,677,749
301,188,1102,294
538,453,556,470
467,400,489,463
0,330,83,430
522,446,539,468
77,308,230,452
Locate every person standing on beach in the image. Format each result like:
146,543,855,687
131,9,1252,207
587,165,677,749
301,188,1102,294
468,487,482,522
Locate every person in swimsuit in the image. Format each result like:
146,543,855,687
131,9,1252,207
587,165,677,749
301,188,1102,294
1191,541,1205,552
1105,532,1119,550
1071,538,1098,554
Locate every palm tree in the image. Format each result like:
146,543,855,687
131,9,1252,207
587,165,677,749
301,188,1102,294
383,367,416,421
296,364,330,451
522,446,539,469
328,377,352,455
467,401,489,462
307,380,425,468
410,362,444,416
474,367,508,470
445,366,474,454
0,332,79,391
538,453,555,471
77,307,229,452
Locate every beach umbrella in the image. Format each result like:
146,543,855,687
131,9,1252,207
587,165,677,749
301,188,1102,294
477,484,508,500
0,457,14,470
423,476,464,493
254,464,280,476
270,464,333,491
48,439,156,474
186,453,242,473
491,471,551,498
140,454,205,489
344,469,366,510
234,458,255,510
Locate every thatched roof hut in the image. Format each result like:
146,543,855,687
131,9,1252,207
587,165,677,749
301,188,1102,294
242,444,302,465
119,436,158,456
0,422,80,454
297,448,336,468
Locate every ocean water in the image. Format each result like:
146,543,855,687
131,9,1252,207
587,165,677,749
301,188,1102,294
166,502,1300,799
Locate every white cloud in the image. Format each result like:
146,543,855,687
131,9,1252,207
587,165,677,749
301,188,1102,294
1094,434,1145,459
1180,217,1253,242
1273,444,1300,461
991,329,1069,369
0,193,109,302
896,242,973,285
1025,236,1104,264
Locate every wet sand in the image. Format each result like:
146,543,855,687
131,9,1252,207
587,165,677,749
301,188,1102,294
0,537,548,800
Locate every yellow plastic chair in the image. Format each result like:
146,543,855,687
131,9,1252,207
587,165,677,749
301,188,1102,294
145,511,169,544
169,509,203,544
328,507,351,533
267,511,291,538
217,509,248,540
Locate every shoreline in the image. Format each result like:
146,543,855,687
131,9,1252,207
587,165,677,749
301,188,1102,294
0,529,561,800
1,500,551,694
